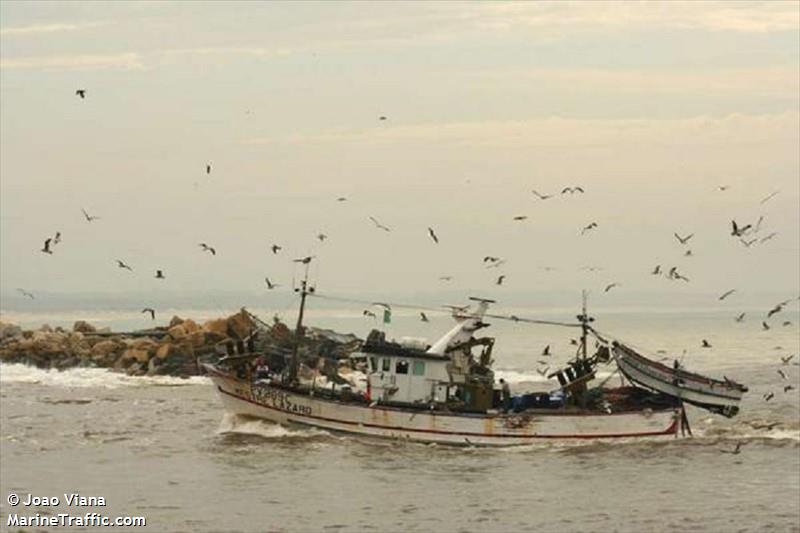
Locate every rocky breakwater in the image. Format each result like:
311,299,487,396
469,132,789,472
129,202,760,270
0,310,257,377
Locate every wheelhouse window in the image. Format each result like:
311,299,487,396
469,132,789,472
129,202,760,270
412,361,425,376
369,357,377,372
382,358,391,372
396,360,409,375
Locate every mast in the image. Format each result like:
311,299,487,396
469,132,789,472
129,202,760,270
287,259,314,384
577,289,593,360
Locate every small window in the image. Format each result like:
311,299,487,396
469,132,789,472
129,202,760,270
382,358,391,372
396,360,409,375
369,357,377,372
412,360,425,376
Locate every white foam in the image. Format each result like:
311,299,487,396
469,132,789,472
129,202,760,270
0,363,208,389
217,413,328,439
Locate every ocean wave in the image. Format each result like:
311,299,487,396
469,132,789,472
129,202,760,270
0,363,208,389
216,413,329,440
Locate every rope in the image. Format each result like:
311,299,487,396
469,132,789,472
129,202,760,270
308,291,582,328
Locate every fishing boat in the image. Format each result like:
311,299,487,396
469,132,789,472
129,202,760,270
610,342,747,418
200,265,748,445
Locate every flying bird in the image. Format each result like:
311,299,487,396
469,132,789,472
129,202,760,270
16,288,34,299
777,369,787,380
683,250,693,257
542,345,551,356
41,238,53,255
781,354,795,365
155,270,165,279
604,283,619,293
337,197,347,202
763,392,774,402
438,276,453,281
496,275,506,285
562,187,585,194
420,312,429,322
206,163,212,175
116,259,133,271
536,367,550,377
428,227,439,244
759,232,778,244
531,190,552,200
731,220,751,237
785,385,795,393
581,222,598,235
783,321,792,327
369,216,391,232
674,233,694,245
199,243,216,255
719,289,736,301
651,265,661,275
264,278,278,290
762,321,770,330
271,245,282,254
317,233,328,242
767,303,786,318
718,185,729,191
512,215,528,221
759,190,779,205
75,89,86,99
53,232,61,245
484,256,500,264
293,256,313,264
701,339,712,348
141,308,155,320
378,116,387,121
735,312,746,323
363,310,377,318
740,238,758,248
81,208,99,222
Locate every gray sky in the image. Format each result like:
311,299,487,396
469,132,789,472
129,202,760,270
1,1,798,307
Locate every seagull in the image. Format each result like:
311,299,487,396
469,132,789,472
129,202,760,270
735,312,746,322
496,275,506,286
581,222,598,235
483,256,500,264
206,163,212,175
142,308,155,320
759,190,779,205
542,345,551,356
581,266,603,272
363,310,377,318
753,215,764,233
740,238,758,248
762,321,770,330
16,288,35,299
785,385,795,393
759,232,778,243
486,259,507,269
116,259,133,271
763,392,774,402
53,232,62,245
271,245,282,254
536,367,550,377
767,303,786,318
720,442,744,455
155,270,165,279
337,197,347,202
604,283,619,293
512,215,528,221
81,208,99,222
420,312,429,322
777,369,787,380
684,249,693,257
731,220,751,237
781,355,795,365
75,89,86,99
719,289,736,301
293,256,313,264
439,276,453,281
531,190,552,200
783,321,792,327
317,233,327,242
369,216,391,232
674,233,694,245
199,243,216,255
41,238,53,255
562,187,585,194
651,265,662,275
378,116,387,121
428,227,439,244
718,185,729,191
701,339,712,348
264,278,278,290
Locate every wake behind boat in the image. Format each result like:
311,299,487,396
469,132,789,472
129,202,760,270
203,267,747,445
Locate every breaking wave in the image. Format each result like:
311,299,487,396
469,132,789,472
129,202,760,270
216,413,330,440
0,363,208,389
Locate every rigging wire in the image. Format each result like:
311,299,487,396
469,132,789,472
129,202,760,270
308,291,582,328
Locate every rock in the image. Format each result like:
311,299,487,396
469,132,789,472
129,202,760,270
131,338,158,354
203,318,228,337
39,324,53,333
73,320,97,333
186,330,206,348
226,310,255,339
91,340,123,365
182,319,200,334
168,324,188,341
0,322,23,341
169,315,185,328
117,348,150,369
154,343,173,360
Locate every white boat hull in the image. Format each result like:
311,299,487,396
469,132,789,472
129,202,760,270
207,367,680,446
